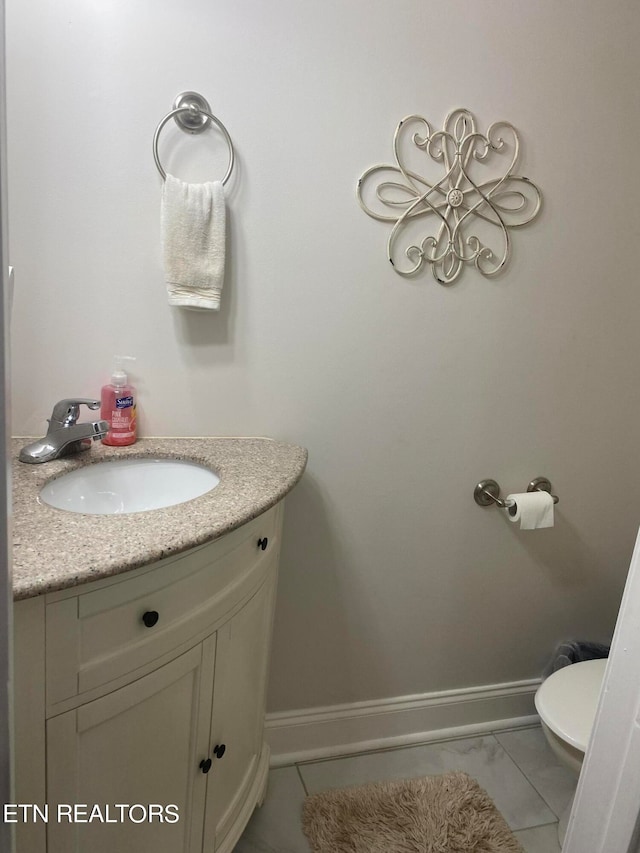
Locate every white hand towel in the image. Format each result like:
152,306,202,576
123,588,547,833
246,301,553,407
161,174,226,311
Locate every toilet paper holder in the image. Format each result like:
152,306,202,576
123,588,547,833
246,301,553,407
474,477,559,514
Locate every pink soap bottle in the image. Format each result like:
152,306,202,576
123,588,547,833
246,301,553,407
101,356,137,446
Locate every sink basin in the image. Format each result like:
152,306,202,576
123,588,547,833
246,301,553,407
40,458,220,515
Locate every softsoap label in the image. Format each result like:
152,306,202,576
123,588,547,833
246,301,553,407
110,402,136,439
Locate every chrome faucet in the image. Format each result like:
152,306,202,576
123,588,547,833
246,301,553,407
19,399,109,464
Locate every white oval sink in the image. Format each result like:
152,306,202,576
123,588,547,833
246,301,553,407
40,458,220,515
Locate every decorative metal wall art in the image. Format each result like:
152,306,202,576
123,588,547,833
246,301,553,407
356,109,542,284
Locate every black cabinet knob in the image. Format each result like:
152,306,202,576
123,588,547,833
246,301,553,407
213,743,226,759
142,610,159,628
199,758,212,774
257,537,268,551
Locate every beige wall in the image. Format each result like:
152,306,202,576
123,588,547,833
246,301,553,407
6,0,640,712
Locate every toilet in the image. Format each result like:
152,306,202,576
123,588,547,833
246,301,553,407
534,658,607,847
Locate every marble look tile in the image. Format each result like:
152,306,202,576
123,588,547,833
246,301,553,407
514,822,562,853
298,735,556,831
234,767,309,853
496,727,577,818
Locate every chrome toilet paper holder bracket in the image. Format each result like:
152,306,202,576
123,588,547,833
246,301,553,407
474,477,559,514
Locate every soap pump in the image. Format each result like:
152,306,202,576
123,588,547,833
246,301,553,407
101,356,137,446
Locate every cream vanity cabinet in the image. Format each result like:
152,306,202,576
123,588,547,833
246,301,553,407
14,502,283,853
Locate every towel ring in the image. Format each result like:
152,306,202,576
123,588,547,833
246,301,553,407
153,92,235,185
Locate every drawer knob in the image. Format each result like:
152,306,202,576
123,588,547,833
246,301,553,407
142,610,159,628
213,743,226,759
257,537,268,551
199,758,212,774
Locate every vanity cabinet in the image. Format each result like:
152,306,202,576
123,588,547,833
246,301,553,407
46,640,215,853
203,575,276,849
14,502,283,853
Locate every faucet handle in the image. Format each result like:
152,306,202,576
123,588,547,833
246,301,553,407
49,398,101,428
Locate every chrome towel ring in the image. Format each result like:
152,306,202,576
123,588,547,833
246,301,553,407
153,91,235,185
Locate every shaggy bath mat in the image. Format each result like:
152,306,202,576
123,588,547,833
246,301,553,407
302,771,524,853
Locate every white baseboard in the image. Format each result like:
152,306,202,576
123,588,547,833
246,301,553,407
266,678,541,766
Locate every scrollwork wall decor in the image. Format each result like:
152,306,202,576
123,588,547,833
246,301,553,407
356,108,542,284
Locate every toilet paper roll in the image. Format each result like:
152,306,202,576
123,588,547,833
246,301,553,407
506,492,554,530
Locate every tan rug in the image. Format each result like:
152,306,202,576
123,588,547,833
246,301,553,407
302,771,524,853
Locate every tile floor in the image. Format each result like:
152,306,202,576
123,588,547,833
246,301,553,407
234,725,576,853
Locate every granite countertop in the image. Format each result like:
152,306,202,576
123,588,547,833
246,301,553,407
11,436,308,601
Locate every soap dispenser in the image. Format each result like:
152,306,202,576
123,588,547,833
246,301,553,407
101,356,137,446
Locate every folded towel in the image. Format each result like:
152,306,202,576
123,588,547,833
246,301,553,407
161,174,226,311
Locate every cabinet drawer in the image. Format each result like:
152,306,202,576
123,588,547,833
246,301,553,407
46,505,280,709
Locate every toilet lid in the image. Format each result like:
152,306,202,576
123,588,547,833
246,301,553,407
534,658,607,752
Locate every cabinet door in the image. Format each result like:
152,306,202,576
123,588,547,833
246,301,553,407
203,561,277,850
46,638,215,853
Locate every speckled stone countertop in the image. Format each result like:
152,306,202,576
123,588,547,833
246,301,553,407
12,437,307,601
